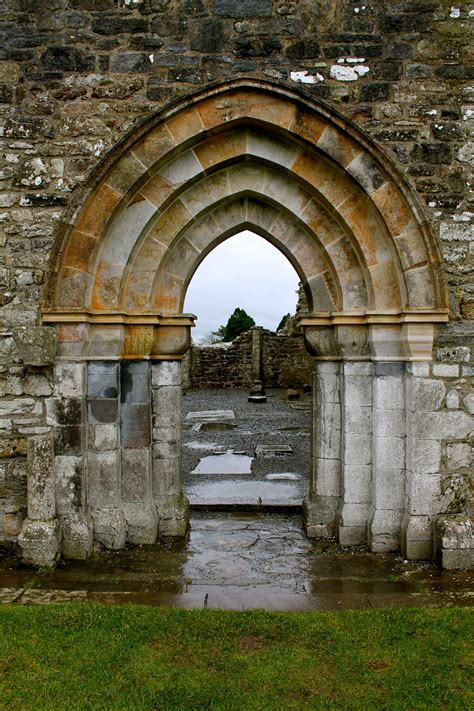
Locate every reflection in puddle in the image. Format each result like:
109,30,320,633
265,473,302,481
186,480,303,505
191,451,253,475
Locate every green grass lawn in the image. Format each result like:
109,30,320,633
1,604,472,710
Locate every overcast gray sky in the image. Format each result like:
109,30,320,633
184,231,300,342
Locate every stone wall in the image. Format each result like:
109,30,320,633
188,329,312,389
0,0,472,565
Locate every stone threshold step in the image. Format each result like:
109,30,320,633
189,502,303,514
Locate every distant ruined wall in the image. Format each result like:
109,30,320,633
188,329,312,389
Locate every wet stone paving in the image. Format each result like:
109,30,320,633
0,390,472,610
0,513,473,610
182,388,310,507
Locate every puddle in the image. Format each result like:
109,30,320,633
255,444,293,457
185,441,221,450
186,480,303,505
1,513,473,611
186,410,235,422
265,473,302,481
191,451,253,475
192,421,237,432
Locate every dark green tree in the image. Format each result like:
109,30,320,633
223,307,255,341
276,313,290,332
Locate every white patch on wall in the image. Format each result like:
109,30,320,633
330,61,369,81
449,6,460,18
290,70,324,84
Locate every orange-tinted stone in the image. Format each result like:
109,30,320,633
153,271,184,312
338,193,388,266
132,124,176,170
292,152,351,208
289,108,327,145
91,261,123,309
301,199,343,247
148,200,193,248
140,174,174,208
55,267,90,308
166,107,205,143
162,237,200,280
369,261,403,309
197,90,296,131
193,129,247,170
75,183,122,238
317,125,361,168
106,151,148,197
372,181,413,237
122,270,156,310
63,230,98,271
181,170,231,216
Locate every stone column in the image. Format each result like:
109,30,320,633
304,361,341,537
87,361,126,549
251,326,264,382
334,326,371,545
18,433,61,567
401,363,445,559
151,360,189,536
337,360,373,545
368,362,406,552
48,362,93,559
120,361,157,544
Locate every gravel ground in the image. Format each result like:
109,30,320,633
181,388,311,503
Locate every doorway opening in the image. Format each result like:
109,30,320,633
181,230,311,512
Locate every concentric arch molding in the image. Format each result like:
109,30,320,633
42,78,449,359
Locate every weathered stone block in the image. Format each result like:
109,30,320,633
343,434,372,466
155,493,189,537
151,361,182,388
373,436,405,470
54,455,84,516
212,0,271,17
12,326,57,366
411,411,473,440
122,502,158,545
373,408,405,438
90,423,117,451
60,514,93,560
88,362,119,398
408,438,441,474
19,519,61,567
401,514,432,560
408,471,441,516
313,458,340,498
343,465,371,504
446,443,472,470
27,433,55,521
432,363,459,377
344,406,372,434
435,515,473,570
121,448,150,501
54,362,85,398
87,450,120,506
90,507,126,550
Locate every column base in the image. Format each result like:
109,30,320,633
60,514,93,560
90,507,127,550
156,494,189,537
400,513,432,560
337,503,369,545
18,518,61,568
303,496,338,538
368,509,402,553
435,514,473,570
123,502,158,545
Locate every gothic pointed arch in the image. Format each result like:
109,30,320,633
43,79,448,359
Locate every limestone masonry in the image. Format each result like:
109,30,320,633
0,0,472,568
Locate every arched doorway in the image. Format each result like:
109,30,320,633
24,80,448,564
